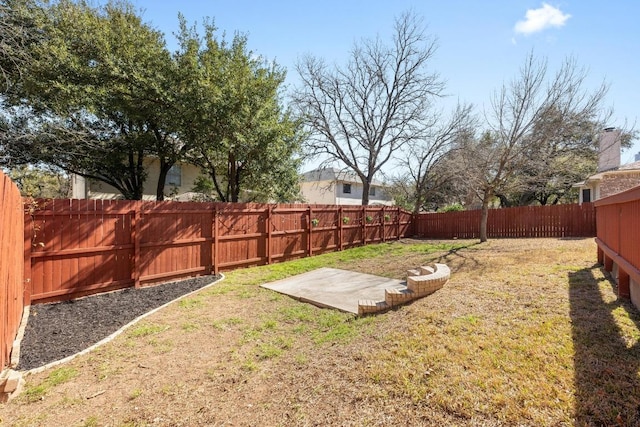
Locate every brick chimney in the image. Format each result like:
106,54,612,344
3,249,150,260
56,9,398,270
598,127,621,172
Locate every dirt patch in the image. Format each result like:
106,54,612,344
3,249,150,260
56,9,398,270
17,275,220,370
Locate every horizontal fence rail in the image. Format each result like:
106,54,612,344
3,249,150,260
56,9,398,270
24,200,413,304
413,203,596,239
0,173,24,371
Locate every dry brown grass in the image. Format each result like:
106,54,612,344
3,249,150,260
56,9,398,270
1,238,639,427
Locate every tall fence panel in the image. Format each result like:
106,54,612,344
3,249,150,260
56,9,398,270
0,173,24,370
25,201,413,304
137,202,214,286
26,199,136,303
595,186,640,303
413,203,595,239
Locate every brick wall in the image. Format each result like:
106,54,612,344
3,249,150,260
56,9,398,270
600,173,640,199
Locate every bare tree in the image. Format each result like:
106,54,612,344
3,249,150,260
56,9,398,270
463,53,611,242
292,11,445,205
400,103,476,212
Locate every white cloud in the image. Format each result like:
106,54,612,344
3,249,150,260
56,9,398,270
514,3,571,35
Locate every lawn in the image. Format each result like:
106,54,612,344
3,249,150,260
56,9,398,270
1,238,639,426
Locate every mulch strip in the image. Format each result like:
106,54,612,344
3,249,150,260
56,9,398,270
17,275,220,371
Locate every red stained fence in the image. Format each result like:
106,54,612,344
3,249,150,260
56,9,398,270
594,186,640,298
413,203,596,239
24,200,413,304
0,173,24,370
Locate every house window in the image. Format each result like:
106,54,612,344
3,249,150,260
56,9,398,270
582,188,591,203
369,186,376,196
342,183,351,194
167,164,182,186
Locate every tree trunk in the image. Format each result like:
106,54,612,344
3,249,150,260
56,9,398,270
479,190,491,242
361,179,370,205
229,153,240,203
156,158,172,201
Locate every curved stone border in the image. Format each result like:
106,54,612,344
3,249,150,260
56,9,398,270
359,264,450,315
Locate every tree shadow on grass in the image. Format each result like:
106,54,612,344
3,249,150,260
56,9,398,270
432,242,482,273
569,266,640,426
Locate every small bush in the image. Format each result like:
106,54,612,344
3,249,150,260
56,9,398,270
441,203,464,212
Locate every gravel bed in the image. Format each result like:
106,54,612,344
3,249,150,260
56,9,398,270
17,275,220,371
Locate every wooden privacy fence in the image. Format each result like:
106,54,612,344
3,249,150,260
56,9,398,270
594,186,640,300
24,200,413,304
413,203,596,239
0,173,24,371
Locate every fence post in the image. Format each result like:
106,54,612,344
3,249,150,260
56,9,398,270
618,269,631,298
381,206,386,242
597,245,604,265
132,207,141,288
338,206,343,251
213,206,219,275
604,254,613,272
267,205,272,264
396,207,401,240
362,205,367,246
23,206,32,306
307,206,313,257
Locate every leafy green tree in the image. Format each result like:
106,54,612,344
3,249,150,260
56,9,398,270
176,21,303,202
6,165,70,198
0,0,44,89
3,0,179,200
494,109,634,207
3,2,302,202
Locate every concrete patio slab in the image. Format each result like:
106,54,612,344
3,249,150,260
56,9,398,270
261,267,405,314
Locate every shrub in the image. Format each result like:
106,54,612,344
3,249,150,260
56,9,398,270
441,203,464,212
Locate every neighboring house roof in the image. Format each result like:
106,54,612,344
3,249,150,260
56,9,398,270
301,168,385,187
575,161,640,186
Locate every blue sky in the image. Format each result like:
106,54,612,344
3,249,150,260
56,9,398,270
123,1,639,164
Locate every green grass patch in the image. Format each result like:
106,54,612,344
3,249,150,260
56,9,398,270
128,389,142,400
178,297,204,309
23,367,78,402
211,317,244,330
81,416,99,427
241,359,258,372
256,343,283,360
278,304,316,323
181,322,200,332
128,322,169,338
223,241,471,288
201,282,236,296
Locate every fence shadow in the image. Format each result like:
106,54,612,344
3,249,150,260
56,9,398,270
569,266,640,426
